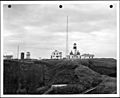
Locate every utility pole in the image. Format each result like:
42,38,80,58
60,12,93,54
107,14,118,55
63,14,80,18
17,45,19,60
66,16,69,58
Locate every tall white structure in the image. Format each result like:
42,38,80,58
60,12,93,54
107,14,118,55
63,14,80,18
51,50,62,59
64,16,95,59
68,43,81,59
73,43,77,55
66,16,69,58
26,52,30,59
68,43,94,59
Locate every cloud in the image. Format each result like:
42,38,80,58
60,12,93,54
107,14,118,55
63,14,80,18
3,3,117,59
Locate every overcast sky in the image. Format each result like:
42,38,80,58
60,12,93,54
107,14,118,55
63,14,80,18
3,3,117,59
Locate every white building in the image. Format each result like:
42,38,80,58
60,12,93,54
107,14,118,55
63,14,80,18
67,43,94,59
51,50,62,59
4,55,13,60
81,53,94,59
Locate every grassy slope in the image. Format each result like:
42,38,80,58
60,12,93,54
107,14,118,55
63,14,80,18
75,58,116,77
85,75,117,94
4,58,117,94
45,63,102,94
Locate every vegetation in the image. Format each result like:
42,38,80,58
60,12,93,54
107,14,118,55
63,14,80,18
3,58,117,94
85,75,117,94
75,58,116,77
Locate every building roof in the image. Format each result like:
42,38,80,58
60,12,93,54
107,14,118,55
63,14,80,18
81,53,89,56
70,51,73,55
81,53,94,57
4,55,13,57
77,51,80,55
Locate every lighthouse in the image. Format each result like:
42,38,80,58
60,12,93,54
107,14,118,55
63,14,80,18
73,43,77,55
68,43,80,59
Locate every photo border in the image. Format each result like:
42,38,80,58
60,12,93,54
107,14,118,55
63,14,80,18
1,1,120,97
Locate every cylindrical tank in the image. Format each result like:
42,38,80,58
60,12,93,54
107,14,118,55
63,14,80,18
26,52,30,59
21,52,24,60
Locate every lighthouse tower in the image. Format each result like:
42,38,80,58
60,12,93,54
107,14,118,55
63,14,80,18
68,43,81,59
73,43,77,55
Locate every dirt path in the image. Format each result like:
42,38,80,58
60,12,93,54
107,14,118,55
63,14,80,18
44,87,54,94
81,86,97,94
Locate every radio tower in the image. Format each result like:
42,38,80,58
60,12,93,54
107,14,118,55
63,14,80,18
66,16,69,58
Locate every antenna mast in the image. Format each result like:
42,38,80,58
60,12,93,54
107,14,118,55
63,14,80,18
66,16,69,58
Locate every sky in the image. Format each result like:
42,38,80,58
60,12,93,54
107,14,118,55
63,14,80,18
3,2,118,59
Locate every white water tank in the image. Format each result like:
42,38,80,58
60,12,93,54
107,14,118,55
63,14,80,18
26,52,30,59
